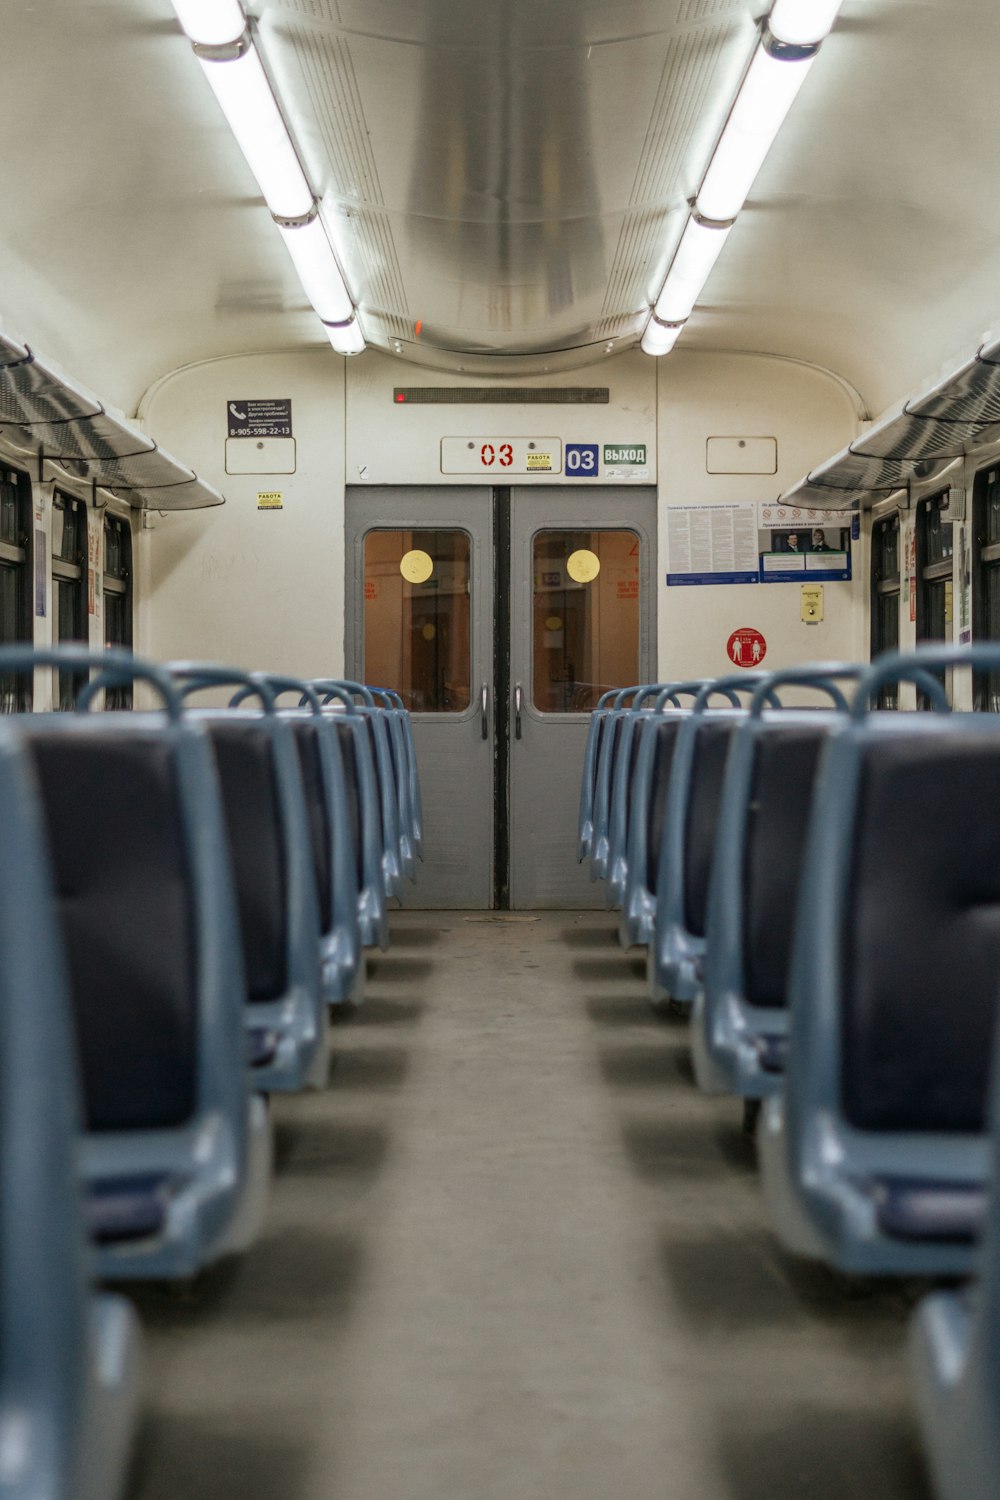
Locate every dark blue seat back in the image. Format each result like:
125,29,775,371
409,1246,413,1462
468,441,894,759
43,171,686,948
292,719,334,930
842,734,1000,1134
743,727,828,1007
683,721,737,937
23,726,199,1132
647,719,683,891
205,719,289,1005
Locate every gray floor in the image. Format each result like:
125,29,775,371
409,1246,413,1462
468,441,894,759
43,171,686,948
125,912,934,1500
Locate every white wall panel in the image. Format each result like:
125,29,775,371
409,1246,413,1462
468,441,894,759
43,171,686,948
139,351,346,681
656,351,864,682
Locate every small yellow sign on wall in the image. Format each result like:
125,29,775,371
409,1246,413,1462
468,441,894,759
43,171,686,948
801,583,824,623
257,491,284,510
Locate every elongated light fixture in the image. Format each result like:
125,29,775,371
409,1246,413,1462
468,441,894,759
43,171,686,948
769,0,845,45
170,0,245,47
170,0,365,355
642,0,843,356
275,211,355,325
641,317,685,357
326,318,366,357
697,40,817,223
654,215,733,326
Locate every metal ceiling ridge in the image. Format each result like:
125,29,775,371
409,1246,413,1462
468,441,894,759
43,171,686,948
778,336,1000,511
0,325,224,511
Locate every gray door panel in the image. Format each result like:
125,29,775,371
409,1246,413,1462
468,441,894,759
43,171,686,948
345,488,493,909
509,487,656,909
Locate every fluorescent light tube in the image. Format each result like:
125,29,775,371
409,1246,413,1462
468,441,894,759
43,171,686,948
171,0,246,46
326,317,366,356
654,216,733,325
768,0,844,46
696,42,816,223
197,43,314,220
641,317,685,357
277,215,354,324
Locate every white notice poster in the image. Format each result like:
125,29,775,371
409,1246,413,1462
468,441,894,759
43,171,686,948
666,503,760,586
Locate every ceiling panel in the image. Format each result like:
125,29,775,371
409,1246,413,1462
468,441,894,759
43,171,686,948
2,0,1000,423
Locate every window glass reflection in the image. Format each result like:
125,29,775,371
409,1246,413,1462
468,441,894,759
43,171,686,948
533,530,640,712
363,530,471,712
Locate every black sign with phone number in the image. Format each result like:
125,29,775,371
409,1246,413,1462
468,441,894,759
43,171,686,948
227,399,293,438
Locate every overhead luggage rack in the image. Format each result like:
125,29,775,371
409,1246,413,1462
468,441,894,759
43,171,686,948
0,327,224,510
779,333,1000,511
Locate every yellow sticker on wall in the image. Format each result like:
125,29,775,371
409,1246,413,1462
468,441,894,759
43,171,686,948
400,549,434,584
421,623,436,641
257,491,284,510
566,549,601,583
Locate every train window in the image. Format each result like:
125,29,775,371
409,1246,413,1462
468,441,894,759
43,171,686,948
362,529,471,712
870,513,900,708
532,530,639,713
972,466,1000,710
915,492,953,709
51,493,88,710
103,513,133,709
0,466,32,712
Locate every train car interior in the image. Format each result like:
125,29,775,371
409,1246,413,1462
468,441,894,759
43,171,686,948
5,1,1000,1497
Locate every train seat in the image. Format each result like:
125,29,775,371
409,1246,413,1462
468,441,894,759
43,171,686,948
171,666,328,1095
691,666,860,1098
12,649,267,1280
356,700,404,898
287,712,362,1002
909,1070,1000,1500
0,718,139,1500
616,684,709,949
315,687,390,951
760,647,1000,1276
589,687,639,883
578,689,618,862
619,707,688,951
370,686,423,872
652,675,774,1006
606,684,686,911
258,677,364,1004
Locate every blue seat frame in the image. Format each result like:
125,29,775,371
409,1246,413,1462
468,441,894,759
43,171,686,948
578,688,619,863
760,646,995,1276
0,718,139,1500
606,684,692,912
15,647,266,1280
313,682,391,950
589,686,643,884
691,665,861,1098
171,663,327,1095
910,1029,1000,1500
252,675,364,1005
651,674,776,1004
614,683,711,949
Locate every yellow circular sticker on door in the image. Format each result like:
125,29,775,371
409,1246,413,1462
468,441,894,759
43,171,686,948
566,549,601,584
400,549,434,584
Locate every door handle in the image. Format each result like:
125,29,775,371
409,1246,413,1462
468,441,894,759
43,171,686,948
514,681,523,740
481,681,489,739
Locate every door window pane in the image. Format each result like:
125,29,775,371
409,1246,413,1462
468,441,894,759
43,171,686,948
533,530,639,712
363,529,471,712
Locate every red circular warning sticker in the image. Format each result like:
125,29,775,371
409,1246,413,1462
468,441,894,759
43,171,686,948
727,627,767,668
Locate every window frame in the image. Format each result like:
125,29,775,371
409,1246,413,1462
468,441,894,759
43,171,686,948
915,490,954,709
870,510,901,708
0,464,33,713
972,463,1000,710
102,510,134,710
51,491,89,710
